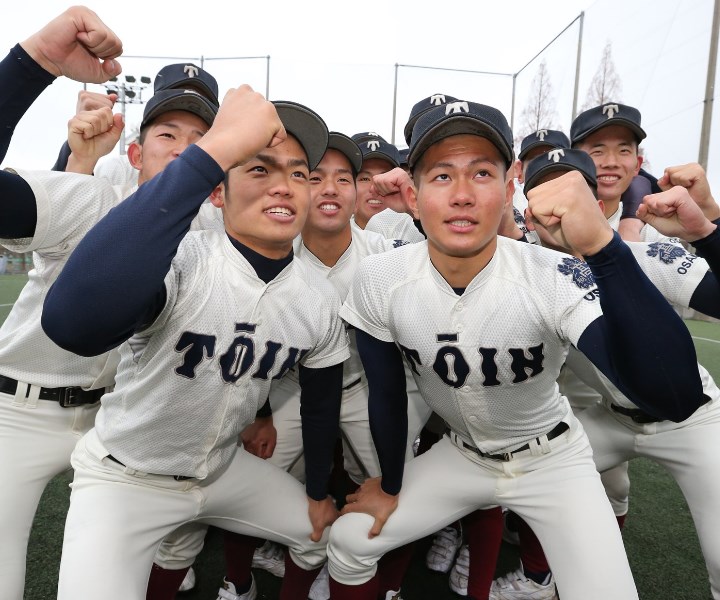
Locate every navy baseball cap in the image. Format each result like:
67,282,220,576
326,132,363,174
154,63,219,105
523,148,597,195
398,147,409,168
408,100,514,169
571,103,646,145
518,129,570,161
274,101,329,171
403,93,459,145
141,88,218,129
352,132,401,168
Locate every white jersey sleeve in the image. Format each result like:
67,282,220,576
364,208,425,243
93,155,139,187
627,240,708,307
1,168,126,254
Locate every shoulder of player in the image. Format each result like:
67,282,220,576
352,226,409,255
290,258,343,306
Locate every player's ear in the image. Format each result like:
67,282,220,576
505,169,515,208
636,152,643,174
405,182,419,220
514,159,524,183
598,199,606,214
127,141,142,171
210,181,225,208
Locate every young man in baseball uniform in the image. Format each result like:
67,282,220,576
41,79,351,600
326,100,706,600
516,147,720,600
0,10,228,596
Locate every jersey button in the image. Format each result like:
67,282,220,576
456,302,464,311
468,415,477,422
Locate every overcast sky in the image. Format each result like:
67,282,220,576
1,0,718,191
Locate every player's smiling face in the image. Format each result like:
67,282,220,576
306,148,356,235
212,134,310,259
411,135,512,277
354,158,395,228
577,125,642,207
128,110,209,185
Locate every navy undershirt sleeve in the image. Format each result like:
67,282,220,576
256,397,272,419
42,144,224,356
0,44,57,236
689,272,720,319
299,362,343,500
355,329,408,495
51,141,72,172
577,231,705,422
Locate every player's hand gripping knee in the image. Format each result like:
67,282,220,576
21,6,122,83
308,496,339,542
341,477,398,539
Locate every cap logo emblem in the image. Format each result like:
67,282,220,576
603,104,619,119
445,101,469,115
430,94,446,105
367,140,380,151
536,129,548,140
183,65,199,78
547,149,565,163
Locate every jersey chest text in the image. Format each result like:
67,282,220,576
173,322,310,383
400,335,546,389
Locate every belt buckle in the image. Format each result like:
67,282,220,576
58,387,82,408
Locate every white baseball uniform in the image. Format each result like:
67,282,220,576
51,223,350,599
0,165,224,596
331,237,644,600
564,240,720,599
267,228,431,485
0,170,131,599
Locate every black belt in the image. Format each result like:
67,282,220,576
342,377,362,391
106,454,193,482
0,374,105,408
610,403,664,424
452,421,570,461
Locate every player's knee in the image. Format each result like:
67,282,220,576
326,513,380,584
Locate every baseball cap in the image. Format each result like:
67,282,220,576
403,93,459,145
273,101,329,171
571,102,646,145
326,132,363,174
518,129,570,161
523,148,597,195
398,147,409,168
154,63,219,105
351,132,401,168
408,100,514,169
141,88,218,129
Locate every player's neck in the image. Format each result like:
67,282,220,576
428,238,497,289
302,225,352,267
603,197,621,218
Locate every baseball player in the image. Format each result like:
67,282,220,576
324,100,706,600
510,149,720,600
0,10,125,599
351,131,403,230
0,16,227,596
363,94,460,243
39,67,353,599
